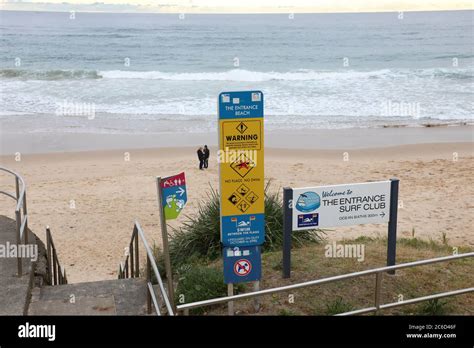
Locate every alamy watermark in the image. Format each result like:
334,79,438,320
18,322,55,341
217,147,258,166
0,242,38,261
55,100,96,119
381,100,421,118
325,242,365,262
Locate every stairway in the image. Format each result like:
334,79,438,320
28,278,150,315
1,215,152,316
1,168,157,316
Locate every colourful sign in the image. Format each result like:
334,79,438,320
218,91,265,246
292,181,391,230
223,245,261,284
161,172,187,220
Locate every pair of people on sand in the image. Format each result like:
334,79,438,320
197,145,210,170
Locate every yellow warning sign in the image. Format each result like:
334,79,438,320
221,119,262,151
219,117,264,216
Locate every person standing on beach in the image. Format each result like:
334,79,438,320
203,145,210,169
197,147,205,170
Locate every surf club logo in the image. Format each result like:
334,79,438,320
295,191,321,212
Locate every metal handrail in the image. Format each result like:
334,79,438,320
337,287,474,316
0,166,26,211
46,227,67,285
118,221,174,316
176,252,474,315
0,166,29,276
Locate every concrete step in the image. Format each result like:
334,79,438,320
28,278,151,315
0,215,37,315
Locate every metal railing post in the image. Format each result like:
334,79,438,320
53,251,58,285
15,209,22,277
44,227,67,286
46,228,52,284
23,191,28,244
130,243,134,278
134,233,139,277
15,176,20,200
374,272,382,315
146,255,152,314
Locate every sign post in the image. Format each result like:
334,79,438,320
253,281,260,311
387,178,399,275
156,172,188,309
218,91,265,247
282,187,293,279
282,180,399,278
218,91,265,314
227,283,234,316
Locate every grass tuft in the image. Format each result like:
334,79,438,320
174,265,244,314
417,299,450,315
324,297,354,315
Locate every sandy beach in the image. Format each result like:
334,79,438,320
0,127,472,283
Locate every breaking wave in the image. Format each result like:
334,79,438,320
1,68,472,81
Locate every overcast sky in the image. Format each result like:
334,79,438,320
1,0,472,13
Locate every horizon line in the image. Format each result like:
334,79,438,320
0,8,472,15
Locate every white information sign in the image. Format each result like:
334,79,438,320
292,181,391,230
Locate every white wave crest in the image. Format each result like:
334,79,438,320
98,69,394,82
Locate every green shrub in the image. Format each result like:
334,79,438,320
417,299,450,315
441,232,448,245
167,187,222,269
175,265,243,314
397,237,452,253
353,236,375,244
324,297,354,315
164,182,324,270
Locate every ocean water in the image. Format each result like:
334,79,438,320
0,10,473,134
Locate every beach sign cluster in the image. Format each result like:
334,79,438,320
218,91,265,284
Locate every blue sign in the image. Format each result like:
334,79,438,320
160,172,187,220
221,213,265,246
297,213,319,228
295,191,321,212
223,245,261,284
219,91,263,119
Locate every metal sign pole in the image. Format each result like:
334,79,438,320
253,280,260,312
282,187,293,278
156,177,175,308
227,283,234,316
386,178,399,275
